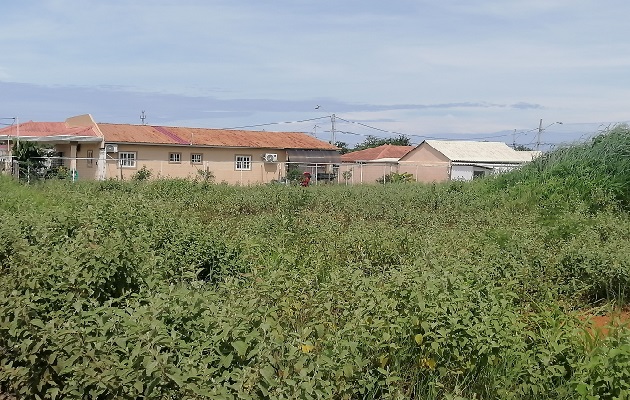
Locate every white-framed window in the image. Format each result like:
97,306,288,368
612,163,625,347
119,151,136,168
86,150,93,167
191,153,203,164
169,152,181,163
235,155,252,171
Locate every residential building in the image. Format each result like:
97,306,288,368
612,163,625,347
339,144,414,184
399,140,541,182
0,114,341,184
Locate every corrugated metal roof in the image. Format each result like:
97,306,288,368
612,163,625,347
425,140,541,163
99,123,338,150
0,121,100,139
341,144,414,162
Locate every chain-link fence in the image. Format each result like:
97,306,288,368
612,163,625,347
5,158,80,183
1,155,473,185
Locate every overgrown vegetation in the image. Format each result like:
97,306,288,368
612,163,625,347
1,126,630,399
376,172,415,184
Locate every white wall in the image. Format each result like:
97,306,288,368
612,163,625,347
451,165,474,181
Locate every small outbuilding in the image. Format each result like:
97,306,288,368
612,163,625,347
399,140,541,182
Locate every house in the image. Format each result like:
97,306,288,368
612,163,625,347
0,114,341,184
338,144,414,184
398,140,541,182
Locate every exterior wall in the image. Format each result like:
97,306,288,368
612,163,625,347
398,143,450,182
75,143,101,180
451,165,473,181
451,163,525,181
478,163,520,174
54,143,99,180
338,162,399,184
103,144,286,184
0,142,10,174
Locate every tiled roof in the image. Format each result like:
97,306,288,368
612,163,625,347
0,121,100,138
425,140,541,163
341,144,414,162
99,123,338,150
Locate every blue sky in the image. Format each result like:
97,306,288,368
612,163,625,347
1,0,629,149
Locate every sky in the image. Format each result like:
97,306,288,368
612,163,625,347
1,0,629,150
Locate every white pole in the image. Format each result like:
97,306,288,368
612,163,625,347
331,114,336,144
536,118,543,151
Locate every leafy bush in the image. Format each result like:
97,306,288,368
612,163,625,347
132,165,153,181
377,172,415,184
2,127,630,398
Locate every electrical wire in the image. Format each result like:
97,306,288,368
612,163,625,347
220,116,331,130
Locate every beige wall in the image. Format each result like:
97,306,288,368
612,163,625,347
399,143,451,183
66,114,98,128
55,143,101,180
338,162,399,184
103,144,286,184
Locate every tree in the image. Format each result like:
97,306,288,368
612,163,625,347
12,141,51,181
351,134,412,152
334,141,350,155
513,144,533,151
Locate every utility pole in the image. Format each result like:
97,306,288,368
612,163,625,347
331,114,336,144
536,118,543,151
513,129,517,148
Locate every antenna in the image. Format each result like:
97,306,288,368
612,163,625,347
140,110,147,125
312,124,320,137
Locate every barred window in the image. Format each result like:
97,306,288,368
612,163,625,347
235,155,251,171
169,152,181,163
191,153,203,164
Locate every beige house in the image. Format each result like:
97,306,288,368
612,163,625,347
339,144,414,184
0,114,341,184
399,140,541,182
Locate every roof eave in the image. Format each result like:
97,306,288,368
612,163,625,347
104,141,337,150
0,135,102,143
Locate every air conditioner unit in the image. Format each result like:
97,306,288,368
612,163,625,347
263,153,278,163
105,144,118,153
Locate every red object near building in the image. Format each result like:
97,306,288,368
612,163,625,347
300,172,311,187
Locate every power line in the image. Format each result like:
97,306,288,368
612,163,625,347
213,113,569,145
220,116,331,130
335,116,409,136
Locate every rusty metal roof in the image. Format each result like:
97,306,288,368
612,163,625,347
99,123,339,150
0,121,100,139
0,119,339,150
341,144,414,162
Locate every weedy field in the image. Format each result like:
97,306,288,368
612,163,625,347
1,126,630,399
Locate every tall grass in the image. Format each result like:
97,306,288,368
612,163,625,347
1,128,630,399
492,124,630,212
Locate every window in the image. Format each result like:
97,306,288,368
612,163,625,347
169,152,181,163
191,153,203,164
52,152,64,168
235,155,252,171
119,151,136,168
86,150,93,167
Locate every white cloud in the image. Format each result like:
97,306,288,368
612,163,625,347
0,0,629,145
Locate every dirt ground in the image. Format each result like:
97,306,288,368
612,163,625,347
581,311,630,337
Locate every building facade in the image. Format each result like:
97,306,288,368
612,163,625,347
0,114,341,184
